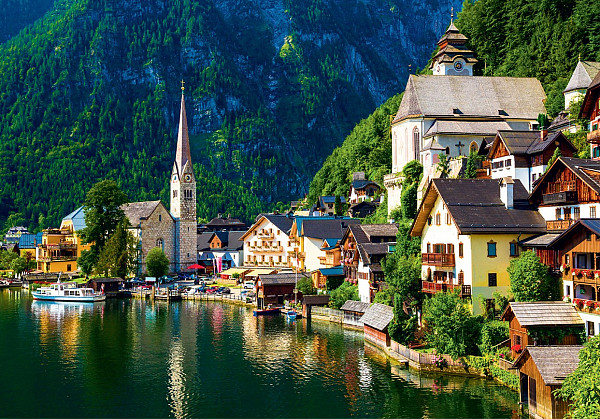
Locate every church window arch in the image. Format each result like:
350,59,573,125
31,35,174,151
413,127,420,161
445,147,450,155
156,238,164,251
393,132,398,168
470,141,478,154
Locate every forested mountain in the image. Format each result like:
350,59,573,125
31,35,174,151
0,0,461,230
0,0,56,42
308,0,600,202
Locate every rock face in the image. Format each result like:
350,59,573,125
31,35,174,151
0,0,462,226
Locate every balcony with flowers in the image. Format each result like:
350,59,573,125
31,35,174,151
571,298,600,315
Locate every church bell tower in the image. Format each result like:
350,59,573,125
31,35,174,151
170,81,197,272
431,9,477,76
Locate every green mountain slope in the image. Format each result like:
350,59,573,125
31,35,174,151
0,0,56,42
0,0,462,229
308,0,600,202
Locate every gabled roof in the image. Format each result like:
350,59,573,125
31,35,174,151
581,70,600,119
197,232,213,251
351,179,380,190
259,272,309,285
318,196,346,206
393,75,547,123
564,61,600,93
501,302,584,327
424,120,511,138
520,233,561,248
360,224,398,241
530,157,600,202
411,178,546,236
542,219,600,249
357,243,392,264
300,218,360,240
340,300,370,313
226,231,245,250
205,216,245,228
62,206,87,231
240,214,294,240
490,131,576,157
513,346,582,386
122,201,167,226
359,303,394,331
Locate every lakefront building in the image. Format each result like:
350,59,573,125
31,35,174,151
385,20,547,215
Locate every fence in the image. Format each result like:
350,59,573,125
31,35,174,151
389,341,468,368
311,306,343,322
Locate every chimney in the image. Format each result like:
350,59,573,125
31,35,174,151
541,129,548,140
499,177,514,209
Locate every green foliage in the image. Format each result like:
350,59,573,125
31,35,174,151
400,183,418,220
388,293,418,345
79,180,128,263
362,194,389,224
308,94,402,202
436,154,449,177
328,281,358,309
423,290,482,359
479,321,509,355
464,151,482,179
402,160,423,186
297,276,315,296
545,147,562,173
508,250,561,302
146,247,170,278
382,253,422,306
10,256,26,276
0,250,18,270
492,290,510,314
566,130,591,159
458,0,600,118
489,364,519,390
394,220,421,258
77,250,95,276
95,218,137,278
527,326,585,345
556,336,600,418
325,275,343,291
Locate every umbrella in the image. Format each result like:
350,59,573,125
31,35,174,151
187,264,205,270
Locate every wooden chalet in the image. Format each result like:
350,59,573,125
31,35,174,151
256,272,307,309
581,69,600,157
501,302,584,359
487,130,576,192
513,345,581,419
340,300,370,328
359,303,394,348
348,172,381,204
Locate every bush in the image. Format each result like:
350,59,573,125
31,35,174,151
328,282,359,309
479,321,509,355
297,276,315,296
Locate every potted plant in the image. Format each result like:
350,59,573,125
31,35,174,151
511,344,522,353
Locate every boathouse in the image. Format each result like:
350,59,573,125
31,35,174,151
513,345,581,419
256,272,308,309
501,302,584,358
340,300,370,328
360,303,394,348
86,278,123,297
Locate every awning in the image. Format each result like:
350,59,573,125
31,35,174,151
315,267,344,276
246,269,277,277
219,268,250,277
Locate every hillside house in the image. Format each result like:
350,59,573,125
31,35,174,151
241,214,294,269
348,172,381,204
410,178,546,315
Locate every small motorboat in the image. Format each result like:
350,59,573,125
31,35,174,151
32,282,106,302
253,307,281,316
286,310,297,320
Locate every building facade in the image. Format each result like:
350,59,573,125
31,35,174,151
241,214,294,269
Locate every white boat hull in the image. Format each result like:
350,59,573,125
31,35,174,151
32,293,106,302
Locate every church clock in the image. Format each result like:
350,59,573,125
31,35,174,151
184,174,192,182
453,60,464,72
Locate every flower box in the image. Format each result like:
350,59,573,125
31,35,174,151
511,344,522,353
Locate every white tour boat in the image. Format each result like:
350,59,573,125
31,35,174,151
32,282,106,302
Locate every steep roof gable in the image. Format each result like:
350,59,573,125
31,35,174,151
564,61,600,93
122,201,171,226
530,157,600,202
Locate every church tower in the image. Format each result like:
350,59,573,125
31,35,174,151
170,82,197,272
430,10,477,76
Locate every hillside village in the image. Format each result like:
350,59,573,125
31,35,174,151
3,18,600,418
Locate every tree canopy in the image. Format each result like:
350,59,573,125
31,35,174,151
508,250,561,302
146,247,170,279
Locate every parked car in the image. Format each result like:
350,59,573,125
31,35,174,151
243,281,255,289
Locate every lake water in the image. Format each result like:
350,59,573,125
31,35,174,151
0,289,520,418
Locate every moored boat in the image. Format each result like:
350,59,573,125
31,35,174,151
32,283,106,302
253,307,281,316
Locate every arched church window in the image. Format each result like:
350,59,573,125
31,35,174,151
392,132,398,167
445,147,450,155
156,238,164,250
413,127,420,161
470,141,478,155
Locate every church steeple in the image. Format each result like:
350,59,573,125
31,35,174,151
175,81,193,177
430,16,478,76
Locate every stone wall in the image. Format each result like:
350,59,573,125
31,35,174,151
139,204,175,273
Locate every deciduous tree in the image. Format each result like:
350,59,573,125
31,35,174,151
508,250,560,302
146,247,170,279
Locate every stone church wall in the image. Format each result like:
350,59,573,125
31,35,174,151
140,204,176,273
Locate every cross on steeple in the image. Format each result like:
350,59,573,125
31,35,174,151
455,140,465,155
181,79,185,92
451,7,454,23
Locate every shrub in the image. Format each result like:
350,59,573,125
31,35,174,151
479,321,509,354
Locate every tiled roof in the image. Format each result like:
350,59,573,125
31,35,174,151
263,214,294,234
360,224,398,241
197,232,213,251
359,303,394,331
425,120,511,137
340,300,370,313
205,217,245,227
357,243,392,264
122,201,162,226
520,233,561,247
393,75,547,123
514,346,582,386
352,179,380,190
301,218,360,240
226,231,245,250
564,61,600,93
429,178,546,234
503,302,584,327
494,130,575,156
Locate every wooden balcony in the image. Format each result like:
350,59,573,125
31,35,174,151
257,231,274,239
542,191,578,205
587,129,600,144
546,219,575,231
422,282,471,296
422,253,455,267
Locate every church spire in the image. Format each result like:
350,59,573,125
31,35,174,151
175,81,192,176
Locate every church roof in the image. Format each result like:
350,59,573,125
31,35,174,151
393,75,547,123
563,61,600,93
174,93,193,177
122,201,164,226
424,120,511,137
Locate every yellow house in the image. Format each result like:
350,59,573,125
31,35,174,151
410,178,546,314
37,207,92,273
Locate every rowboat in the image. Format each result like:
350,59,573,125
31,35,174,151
253,307,280,316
